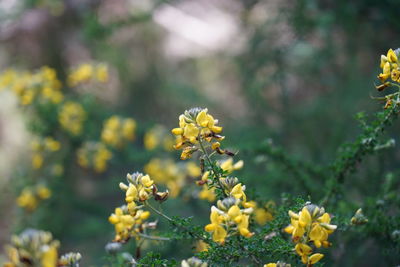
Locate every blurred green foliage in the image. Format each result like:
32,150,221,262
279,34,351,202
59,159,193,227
0,0,400,266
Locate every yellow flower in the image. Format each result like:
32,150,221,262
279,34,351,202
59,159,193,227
77,142,112,173
3,230,60,267
172,108,225,160
59,101,86,135
219,158,244,174
199,186,216,202
41,246,58,267
195,240,209,252
230,183,246,202
44,137,61,151
68,63,93,86
37,185,51,199
95,63,109,83
254,206,274,225
32,153,44,169
101,116,136,148
378,48,400,83
205,210,227,244
17,189,38,211
284,204,336,266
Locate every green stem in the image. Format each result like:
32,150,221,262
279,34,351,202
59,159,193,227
198,138,227,197
145,201,173,222
136,232,170,241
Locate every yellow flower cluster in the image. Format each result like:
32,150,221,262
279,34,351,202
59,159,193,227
101,115,136,148
205,197,254,244
77,142,113,173
284,204,336,266
3,229,59,267
31,137,61,169
0,67,63,105
67,63,108,87
378,48,400,83
144,124,174,151
144,158,201,198
58,101,86,136
171,108,225,160
108,205,152,242
119,172,169,214
16,185,51,212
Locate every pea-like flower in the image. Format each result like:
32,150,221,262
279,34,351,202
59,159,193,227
204,197,254,244
108,205,151,242
119,172,169,213
171,108,225,160
284,204,336,266
378,48,400,83
219,158,244,174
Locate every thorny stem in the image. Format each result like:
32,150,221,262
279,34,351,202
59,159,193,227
198,138,228,197
320,101,399,206
144,201,208,242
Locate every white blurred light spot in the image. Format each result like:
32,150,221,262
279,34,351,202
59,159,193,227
154,2,242,58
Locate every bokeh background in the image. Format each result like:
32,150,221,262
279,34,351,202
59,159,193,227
1,0,400,266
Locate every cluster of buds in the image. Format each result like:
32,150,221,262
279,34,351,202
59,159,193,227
205,197,254,244
3,229,60,267
101,116,137,149
171,108,227,160
108,205,155,242
119,172,169,214
284,204,336,266
58,252,82,267
30,137,61,170
16,185,51,212
77,141,113,173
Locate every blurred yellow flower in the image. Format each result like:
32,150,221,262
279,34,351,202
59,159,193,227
59,101,86,136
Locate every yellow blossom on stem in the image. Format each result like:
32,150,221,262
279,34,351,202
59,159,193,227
171,108,225,160
284,203,336,266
